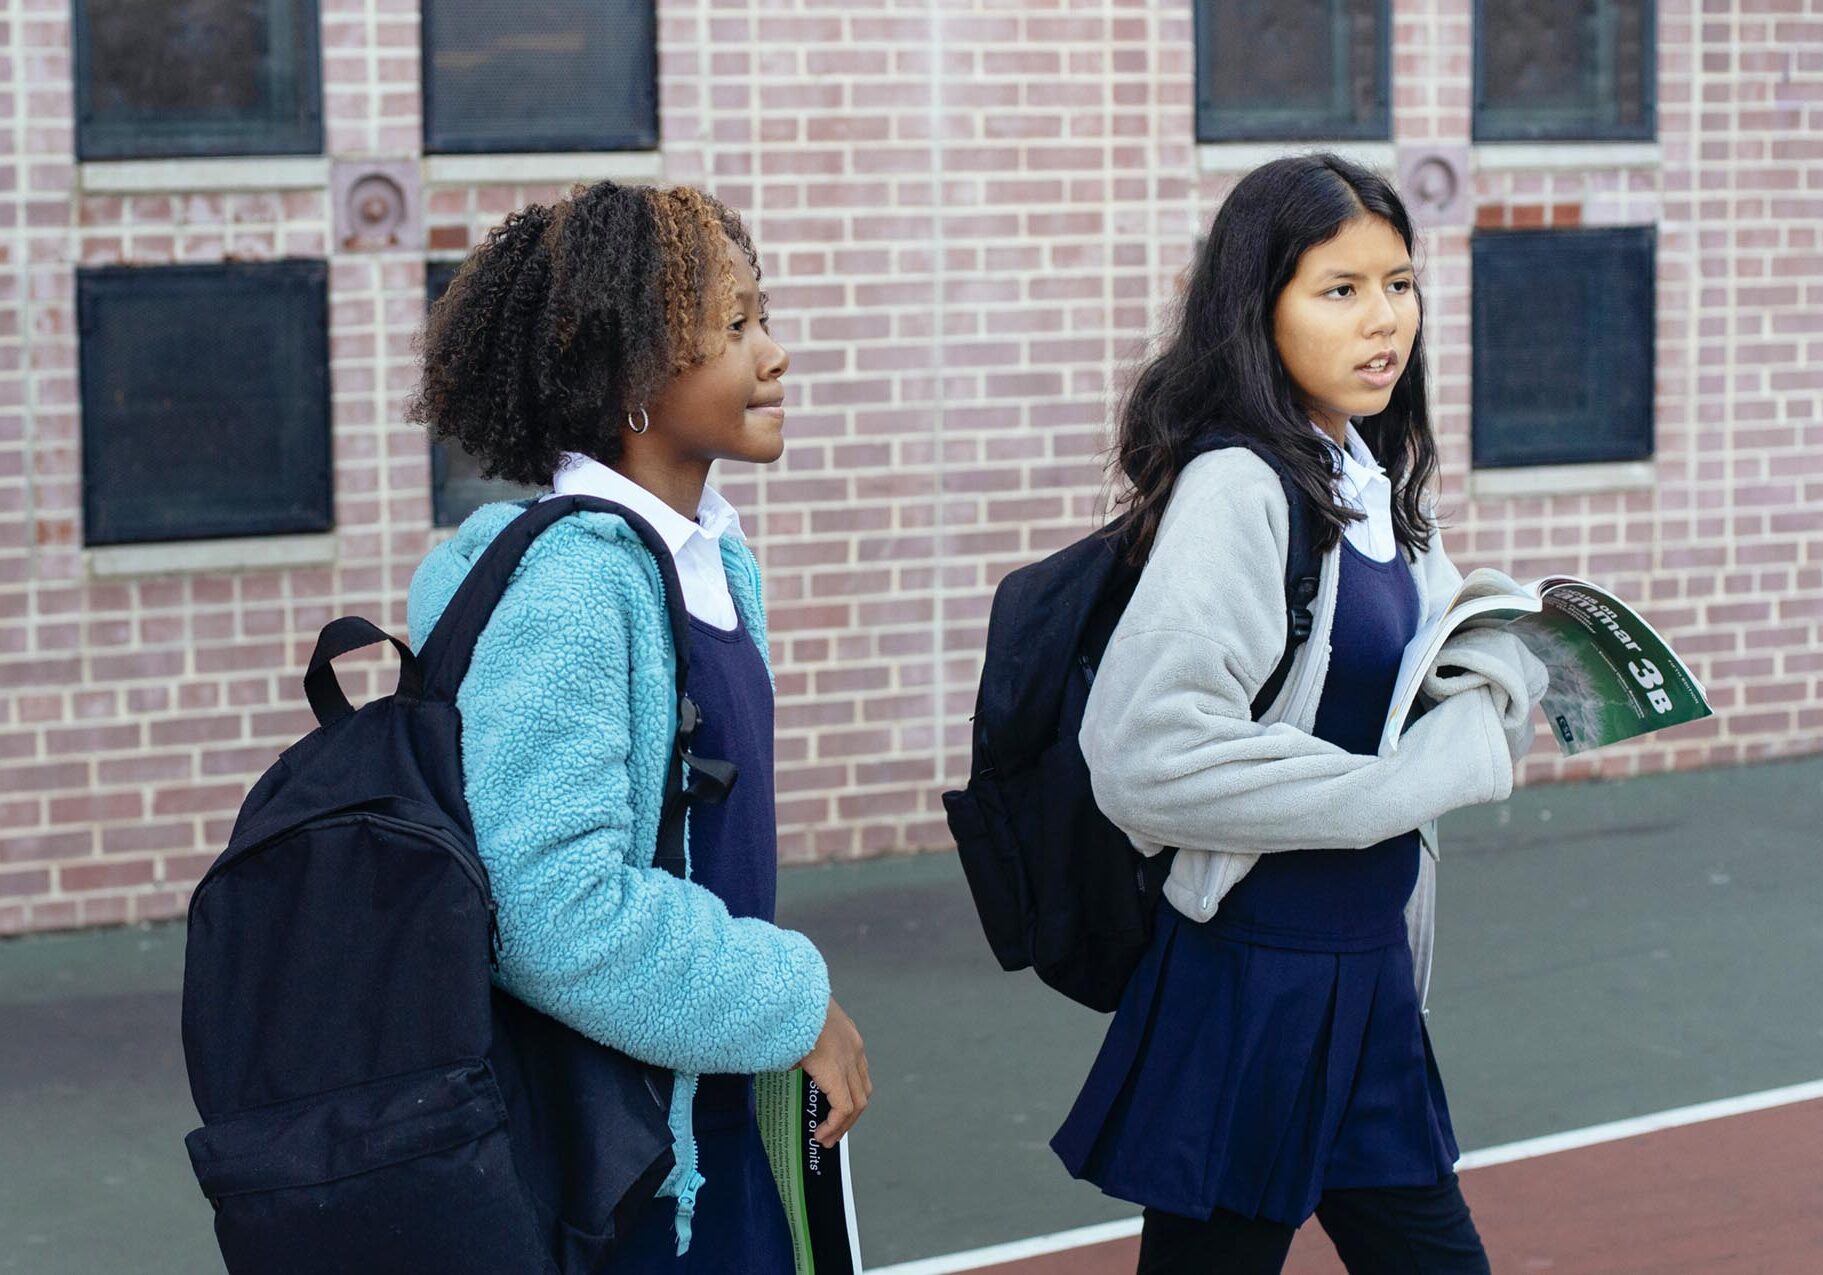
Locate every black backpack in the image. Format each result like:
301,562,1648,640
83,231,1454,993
942,439,1320,1012
180,494,737,1275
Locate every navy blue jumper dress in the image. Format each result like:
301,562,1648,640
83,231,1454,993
1052,539,1461,1227
612,612,796,1273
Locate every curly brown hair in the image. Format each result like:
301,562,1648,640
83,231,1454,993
409,180,764,487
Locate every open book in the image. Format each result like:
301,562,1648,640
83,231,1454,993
757,1070,862,1275
1381,570,1712,756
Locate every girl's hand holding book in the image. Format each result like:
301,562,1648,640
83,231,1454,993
1422,628,1549,761
796,996,872,1147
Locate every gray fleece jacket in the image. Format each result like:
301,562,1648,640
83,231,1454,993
1079,447,1520,1007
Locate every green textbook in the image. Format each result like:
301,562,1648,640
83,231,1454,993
1382,569,1712,756
756,1070,861,1275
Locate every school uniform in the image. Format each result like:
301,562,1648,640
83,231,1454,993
408,455,815,1269
1053,427,1535,1273
542,460,796,1273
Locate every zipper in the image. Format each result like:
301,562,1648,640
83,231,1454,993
358,811,489,898
195,806,500,965
357,812,499,969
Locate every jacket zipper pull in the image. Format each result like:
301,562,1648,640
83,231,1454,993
486,899,501,971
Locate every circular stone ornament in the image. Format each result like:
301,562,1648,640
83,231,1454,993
1396,146,1470,230
332,160,422,252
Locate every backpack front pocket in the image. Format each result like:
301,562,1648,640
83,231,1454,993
186,1060,551,1275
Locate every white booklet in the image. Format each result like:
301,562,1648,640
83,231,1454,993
756,1070,862,1275
1381,569,1712,756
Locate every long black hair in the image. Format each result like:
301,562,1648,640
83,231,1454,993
1112,153,1438,563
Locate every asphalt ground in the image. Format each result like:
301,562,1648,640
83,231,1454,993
2,752,1820,1273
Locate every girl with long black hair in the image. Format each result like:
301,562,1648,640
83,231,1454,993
1051,154,1546,1273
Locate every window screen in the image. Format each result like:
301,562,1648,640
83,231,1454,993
73,0,322,160
1195,0,1390,142
1471,228,1655,468
422,0,658,154
426,261,543,527
79,262,333,545
1475,0,1655,141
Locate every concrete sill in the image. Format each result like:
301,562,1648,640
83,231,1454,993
421,152,663,187
87,533,338,579
1469,461,1657,501
1199,142,1398,174
1473,143,1661,173
79,156,330,194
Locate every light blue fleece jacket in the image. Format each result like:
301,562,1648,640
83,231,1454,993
406,499,831,1252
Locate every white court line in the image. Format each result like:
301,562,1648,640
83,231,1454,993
866,1077,1823,1275
1453,1076,1823,1170
867,1217,1143,1275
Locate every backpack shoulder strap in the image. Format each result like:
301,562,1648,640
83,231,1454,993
1190,433,1322,720
416,494,707,879
1248,459,1321,719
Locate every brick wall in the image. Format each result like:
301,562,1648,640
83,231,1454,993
2,0,1819,934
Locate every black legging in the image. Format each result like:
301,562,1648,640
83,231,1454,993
1136,1173,1492,1275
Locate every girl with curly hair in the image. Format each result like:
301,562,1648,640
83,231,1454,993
406,180,869,1271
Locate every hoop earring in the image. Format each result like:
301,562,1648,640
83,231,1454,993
627,407,650,435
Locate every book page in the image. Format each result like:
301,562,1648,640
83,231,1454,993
757,1070,862,1275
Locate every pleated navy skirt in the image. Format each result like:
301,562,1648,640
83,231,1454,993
1050,904,1459,1225
1052,539,1459,1226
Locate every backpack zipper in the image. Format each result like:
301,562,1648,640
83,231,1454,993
337,811,502,970
195,806,500,967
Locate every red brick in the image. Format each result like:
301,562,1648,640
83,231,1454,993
0,657,80,688
161,851,223,882
97,754,194,784
149,716,246,747
29,900,80,931
77,894,132,927
44,723,142,754
0,868,50,897
59,857,156,893
132,890,190,923
0,762,91,796
0,829,93,864
48,791,143,823
152,784,248,818
102,823,199,855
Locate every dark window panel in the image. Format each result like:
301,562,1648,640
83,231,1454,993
1195,0,1390,142
1472,228,1656,468
425,260,543,528
1475,0,1656,141
79,261,333,546
74,0,322,160
422,0,658,154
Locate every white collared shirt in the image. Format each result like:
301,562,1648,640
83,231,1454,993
1317,421,1398,564
542,453,745,629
